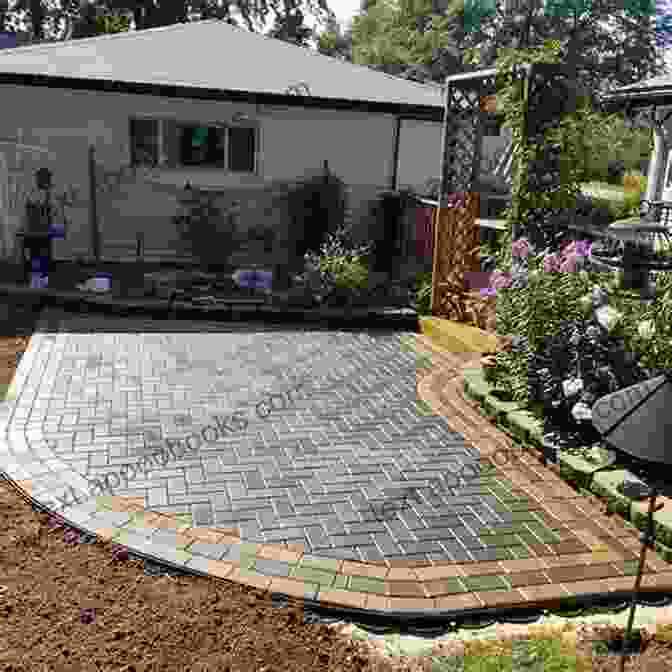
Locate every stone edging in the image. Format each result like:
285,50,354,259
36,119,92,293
461,367,672,565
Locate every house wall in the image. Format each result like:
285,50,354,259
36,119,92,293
0,84,399,263
396,119,442,193
395,118,512,195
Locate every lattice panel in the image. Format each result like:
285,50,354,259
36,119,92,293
442,79,496,194
432,192,481,323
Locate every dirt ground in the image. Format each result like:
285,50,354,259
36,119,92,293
1,299,672,671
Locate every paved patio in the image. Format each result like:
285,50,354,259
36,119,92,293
2,308,671,615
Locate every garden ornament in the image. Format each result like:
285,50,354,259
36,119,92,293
592,372,672,666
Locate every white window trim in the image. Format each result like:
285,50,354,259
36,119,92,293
129,115,260,175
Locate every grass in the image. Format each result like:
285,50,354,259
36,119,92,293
580,182,627,201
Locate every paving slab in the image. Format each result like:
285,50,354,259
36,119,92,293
1,308,671,617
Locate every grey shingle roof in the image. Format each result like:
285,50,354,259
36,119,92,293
0,20,444,110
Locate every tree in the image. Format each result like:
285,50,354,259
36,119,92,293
70,2,130,38
266,0,313,46
3,0,333,43
316,14,353,60
347,0,670,94
349,0,467,81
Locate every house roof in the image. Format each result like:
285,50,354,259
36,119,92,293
0,20,445,119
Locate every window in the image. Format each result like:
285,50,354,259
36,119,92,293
228,126,256,173
129,117,257,173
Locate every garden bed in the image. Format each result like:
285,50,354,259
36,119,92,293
463,365,672,565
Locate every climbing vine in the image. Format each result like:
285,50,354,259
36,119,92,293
493,39,607,251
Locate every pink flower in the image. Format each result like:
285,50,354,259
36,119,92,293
543,253,561,273
561,241,577,258
559,253,578,273
511,238,531,259
490,271,512,290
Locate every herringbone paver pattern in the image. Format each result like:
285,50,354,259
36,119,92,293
1,309,562,564
4,311,672,616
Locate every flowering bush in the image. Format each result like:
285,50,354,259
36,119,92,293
481,234,672,441
526,314,650,432
481,237,604,402
299,224,373,303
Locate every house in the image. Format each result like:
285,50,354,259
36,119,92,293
0,20,508,266
602,74,672,217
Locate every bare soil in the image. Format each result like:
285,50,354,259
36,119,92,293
1,298,672,671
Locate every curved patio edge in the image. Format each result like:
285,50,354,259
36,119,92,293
4,470,672,629
2,330,672,628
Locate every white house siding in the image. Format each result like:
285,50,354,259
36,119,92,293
395,119,513,195
0,83,404,262
396,119,442,193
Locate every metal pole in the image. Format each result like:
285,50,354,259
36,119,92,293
619,491,658,672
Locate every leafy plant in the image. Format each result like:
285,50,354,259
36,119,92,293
300,224,373,302
412,271,433,315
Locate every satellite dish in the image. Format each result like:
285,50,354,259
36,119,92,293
591,374,672,466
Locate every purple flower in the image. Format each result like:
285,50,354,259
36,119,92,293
543,253,561,273
480,287,497,297
511,237,531,259
575,239,593,258
80,608,96,624
64,529,80,545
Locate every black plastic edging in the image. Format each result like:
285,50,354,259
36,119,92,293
4,473,671,640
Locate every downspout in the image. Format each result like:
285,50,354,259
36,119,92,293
390,116,401,191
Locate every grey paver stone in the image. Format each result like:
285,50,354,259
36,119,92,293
188,541,230,560
90,510,133,527
184,554,219,575
253,558,292,577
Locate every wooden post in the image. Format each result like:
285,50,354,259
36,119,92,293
88,145,100,263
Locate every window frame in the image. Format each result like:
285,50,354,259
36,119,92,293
128,114,260,174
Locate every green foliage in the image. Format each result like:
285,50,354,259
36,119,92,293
617,271,672,374
94,13,130,33
302,224,373,295
582,114,652,183
492,246,597,402
495,40,591,243
411,271,433,315
349,0,467,80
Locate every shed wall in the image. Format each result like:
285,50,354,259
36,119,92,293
0,84,400,262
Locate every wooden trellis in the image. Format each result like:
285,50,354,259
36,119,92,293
430,67,501,323
430,63,571,324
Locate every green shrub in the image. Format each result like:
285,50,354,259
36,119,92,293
301,225,373,297
412,271,433,315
